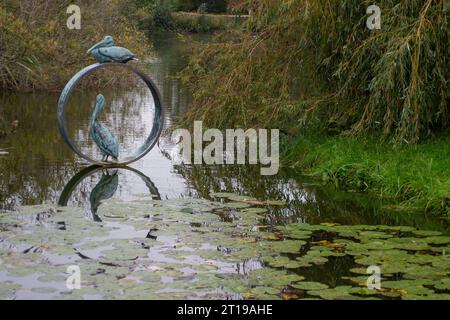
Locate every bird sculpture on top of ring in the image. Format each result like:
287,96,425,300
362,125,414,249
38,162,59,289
87,36,139,163
87,35,138,64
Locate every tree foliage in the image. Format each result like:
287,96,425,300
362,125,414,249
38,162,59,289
180,0,449,143
0,0,148,91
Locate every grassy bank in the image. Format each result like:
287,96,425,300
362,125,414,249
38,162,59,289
283,131,450,216
172,12,248,32
127,0,248,32
131,6,248,33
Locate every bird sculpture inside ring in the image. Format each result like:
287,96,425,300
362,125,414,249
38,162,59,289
57,36,164,167
90,94,119,162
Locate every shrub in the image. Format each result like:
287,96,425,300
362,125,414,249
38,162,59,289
153,1,176,29
0,0,149,91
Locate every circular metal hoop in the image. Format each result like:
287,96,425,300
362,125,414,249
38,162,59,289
57,63,164,166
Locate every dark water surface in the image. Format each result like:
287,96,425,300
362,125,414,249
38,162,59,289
0,33,449,300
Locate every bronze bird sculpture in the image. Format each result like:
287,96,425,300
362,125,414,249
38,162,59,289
90,94,119,162
87,36,137,64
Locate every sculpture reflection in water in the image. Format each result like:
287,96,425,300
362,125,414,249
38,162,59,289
58,165,160,222
89,170,119,221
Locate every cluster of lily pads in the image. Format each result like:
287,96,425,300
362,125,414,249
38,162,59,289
0,192,449,300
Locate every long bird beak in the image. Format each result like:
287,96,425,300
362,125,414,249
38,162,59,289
96,94,105,106
87,40,104,54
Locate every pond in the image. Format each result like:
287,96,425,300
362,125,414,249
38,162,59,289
0,33,449,300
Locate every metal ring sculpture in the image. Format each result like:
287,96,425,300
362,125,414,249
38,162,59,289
57,62,164,166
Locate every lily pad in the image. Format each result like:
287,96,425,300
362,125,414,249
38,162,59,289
308,286,354,300
292,282,329,291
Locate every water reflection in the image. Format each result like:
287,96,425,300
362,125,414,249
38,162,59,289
90,170,119,220
175,165,450,232
58,165,161,221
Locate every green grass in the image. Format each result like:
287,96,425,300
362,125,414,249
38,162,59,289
284,130,450,216
172,12,248,32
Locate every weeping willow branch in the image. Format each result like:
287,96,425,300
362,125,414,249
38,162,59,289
179,0,448,144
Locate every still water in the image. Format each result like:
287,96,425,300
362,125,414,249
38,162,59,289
0,33,449,300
